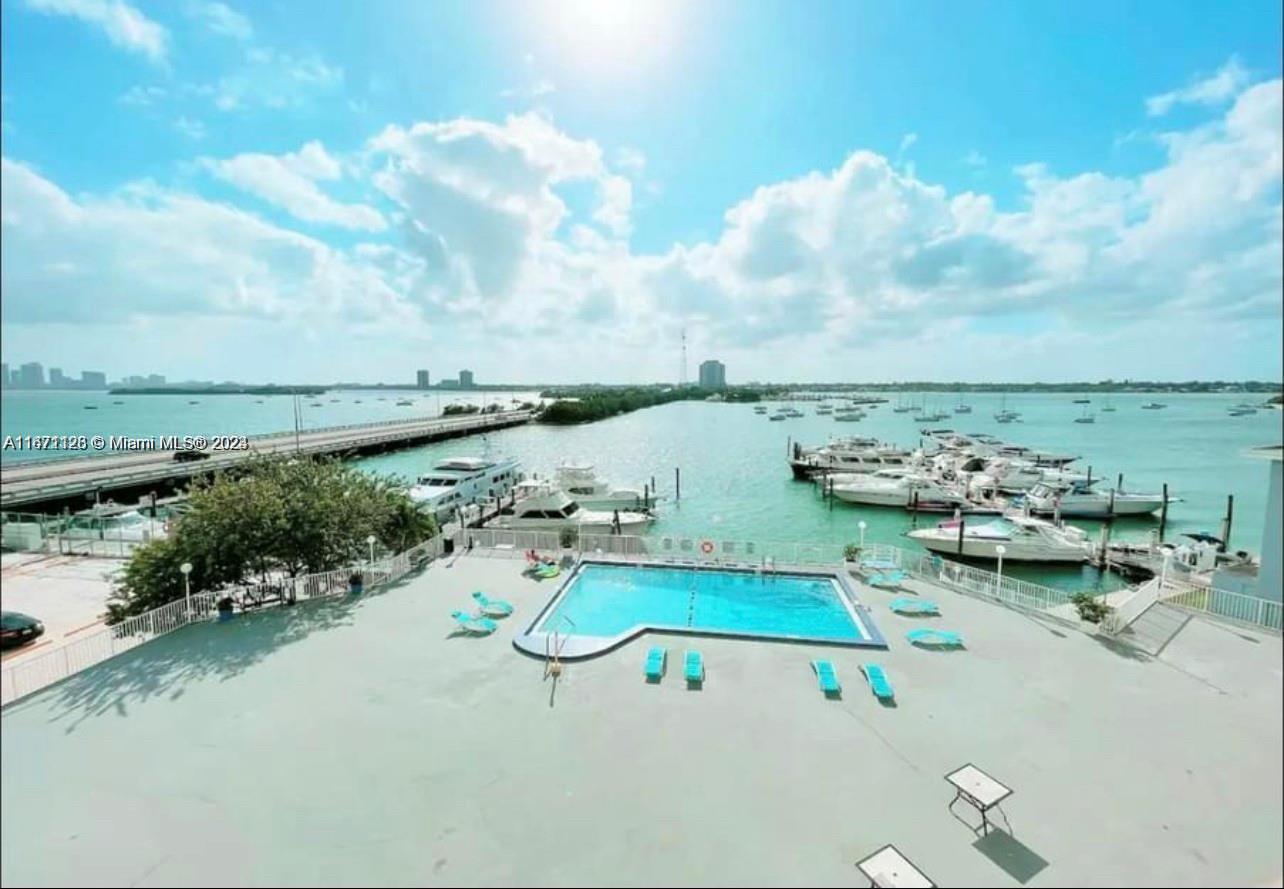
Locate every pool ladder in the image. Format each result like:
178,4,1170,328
545,615,574,679
687,581,696,627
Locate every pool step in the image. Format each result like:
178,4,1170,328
687,586,696,627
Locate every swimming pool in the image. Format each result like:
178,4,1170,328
518,561,886,658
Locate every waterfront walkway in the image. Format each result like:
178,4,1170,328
0,410,532,510
1,548,1280,886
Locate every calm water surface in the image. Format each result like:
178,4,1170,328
4,389,1280,593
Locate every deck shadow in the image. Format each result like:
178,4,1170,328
972,828,1049,884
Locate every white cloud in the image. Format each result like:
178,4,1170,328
118,84,166,107
0,158,409,327
898,132,918,154
962,149,987,168
614,147,646,173
500,79,556,101
204,141,386,231
1146,57,1250,116
3,72,1280,381
25,0,166,62
185,1,252,42
174,116,206,140
207,49,344,112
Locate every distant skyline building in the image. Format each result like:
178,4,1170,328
18,362,44,389
81,371,107,389
699,359,726,389
417,369,430,389
0,363,8,388
49,367,67,387
459,369,474,389
146,374,166,387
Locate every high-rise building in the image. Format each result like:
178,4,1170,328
0,363,8,388
81,371,107,389
146,374,166,387
459,370,474,389
417,370,431,389
18,362,44,389
49,368,68,387
698,359,726,389
126,375,145,388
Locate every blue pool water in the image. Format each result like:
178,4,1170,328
538,562,873,643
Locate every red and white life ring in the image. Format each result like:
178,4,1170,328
700,540,715,555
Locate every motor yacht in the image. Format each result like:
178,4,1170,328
1021,480,1170,518
408,456,522,520
488,481,653,533
909,515,1090,562
832,472,968,510
554,463,655,511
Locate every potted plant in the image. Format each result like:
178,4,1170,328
843,543,863,576
1071,592,1111,624
348,571,364,596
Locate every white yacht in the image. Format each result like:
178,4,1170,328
1022,480,1169,518
408,456,522,519
832,472,968,509
957,457,1088,496
790,441,915,479
488,481,652,533
833,410,864,421
60,509,169,542
909,515,1090,562
554,463,654,511
753,405,769,414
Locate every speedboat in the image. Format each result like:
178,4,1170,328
1141,402,1167,410
754,405,769,414
909,515,1090,562
554,463,654,511
833,411,864,421
954,403,972,414
408,456,522,520
769,412,788,421
1021,480,1170,518
832,472,968,510
488,482,652,533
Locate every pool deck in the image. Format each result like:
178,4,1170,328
1,550,1280,887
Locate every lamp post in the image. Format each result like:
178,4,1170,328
180,562,193,612
994,545,1006,595
366,534,377,565
1160,549,1172,589
858,520,867,549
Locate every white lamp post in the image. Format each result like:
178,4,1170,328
180,562,193,611
366,534,377,564
994,545,1006,593
1160,549,1172,589
858,520,867,549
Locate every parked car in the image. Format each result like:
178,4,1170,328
0,611,45,649
172,448,210,463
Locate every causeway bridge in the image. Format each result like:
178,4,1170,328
0,410,533,512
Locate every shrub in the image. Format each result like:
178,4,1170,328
843,543,863,561
559,526,579,549
1071,592,1112,624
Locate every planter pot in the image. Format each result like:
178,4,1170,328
844,559,862,578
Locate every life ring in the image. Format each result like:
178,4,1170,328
700,540,714,555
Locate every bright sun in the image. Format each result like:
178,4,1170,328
540,0,681,72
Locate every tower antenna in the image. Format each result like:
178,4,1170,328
680,327,688,386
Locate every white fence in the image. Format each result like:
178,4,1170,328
1158,579,1283,632
0,535,444,706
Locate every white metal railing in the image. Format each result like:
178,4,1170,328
0,535,445,706
904,553,1080,614
1157,579,1283,633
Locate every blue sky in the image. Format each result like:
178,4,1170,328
2,0,1281,384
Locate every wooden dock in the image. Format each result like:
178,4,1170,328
0,410,533,512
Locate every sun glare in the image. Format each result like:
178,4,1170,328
539,0,680,72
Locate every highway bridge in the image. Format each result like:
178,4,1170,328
0,410,533,512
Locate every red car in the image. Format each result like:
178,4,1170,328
0,611,45,649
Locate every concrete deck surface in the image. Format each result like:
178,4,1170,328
1,551,1280,887
1,553,117,663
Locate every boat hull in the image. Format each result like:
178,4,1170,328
910,534,1086,562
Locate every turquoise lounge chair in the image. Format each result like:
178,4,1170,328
906,628,963,648
862,664,895,700
685,650,704,685
811,659,841,696
645,646,667,682
450,610,498,636
867,570,908,589
889,597,940,616
471,591,514,617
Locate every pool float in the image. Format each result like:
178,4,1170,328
535,563,560,580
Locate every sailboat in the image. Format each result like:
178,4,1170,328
994,394,1020,423
1073,405,1095,424
1100,399,1117,413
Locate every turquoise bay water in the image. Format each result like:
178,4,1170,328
541,562,865,642
3,389,1280,593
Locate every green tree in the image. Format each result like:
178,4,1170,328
106,456,437,622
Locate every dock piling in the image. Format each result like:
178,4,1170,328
674,467,681,503
1159,483,1169,540
956,517,966,556
1219,494,1234,552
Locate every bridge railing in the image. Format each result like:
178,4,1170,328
0,535,445,706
